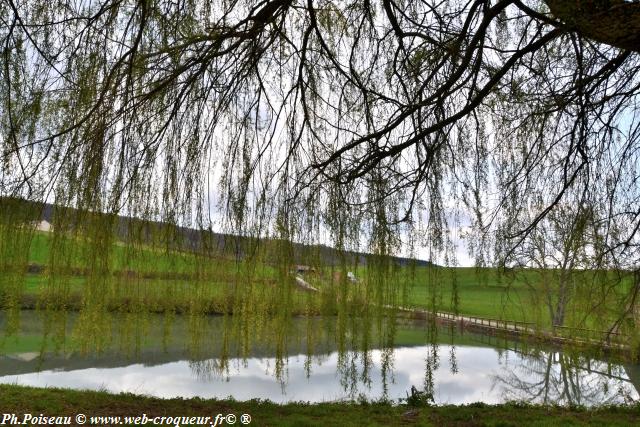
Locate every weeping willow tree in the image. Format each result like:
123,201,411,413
1,0,640,360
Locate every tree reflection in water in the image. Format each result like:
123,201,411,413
2,311,639,405
493,349,638,406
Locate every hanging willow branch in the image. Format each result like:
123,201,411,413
0,0,639,341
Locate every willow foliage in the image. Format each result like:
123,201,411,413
1,0,639,350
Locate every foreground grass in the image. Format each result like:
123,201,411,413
1,384,639,426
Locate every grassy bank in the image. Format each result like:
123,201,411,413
1,384,639,426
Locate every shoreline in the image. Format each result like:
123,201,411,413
1,384,639,426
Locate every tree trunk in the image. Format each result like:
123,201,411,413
545,0,640,52
554,274,566,327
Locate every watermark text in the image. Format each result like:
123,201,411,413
0,413,252,426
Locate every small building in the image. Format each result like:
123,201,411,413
347,271,357,283
30,220,52,232
37,220,52,232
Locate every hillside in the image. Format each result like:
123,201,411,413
3,197,435,269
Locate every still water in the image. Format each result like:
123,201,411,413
1,312,638,405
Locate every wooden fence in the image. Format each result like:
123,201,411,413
393,306,632,348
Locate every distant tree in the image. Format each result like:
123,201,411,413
1,0,638,268
511,202,596,327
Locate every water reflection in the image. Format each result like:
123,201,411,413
0,312,638,405
493,350,638,406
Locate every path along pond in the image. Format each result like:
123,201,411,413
1,311,638,406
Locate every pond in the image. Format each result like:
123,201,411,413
1,311,638,406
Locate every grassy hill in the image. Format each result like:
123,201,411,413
0,198,635,335
11,229,634,332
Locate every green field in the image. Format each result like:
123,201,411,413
1,230,635,334
26,230,277,278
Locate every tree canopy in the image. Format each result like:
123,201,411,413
1,0,639,270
